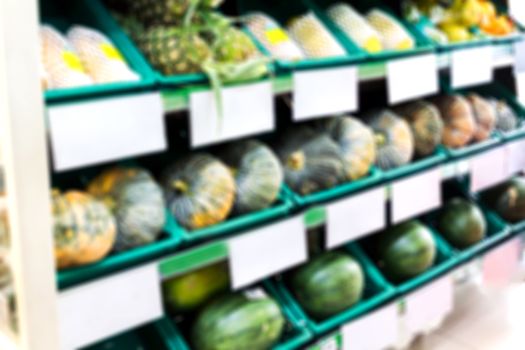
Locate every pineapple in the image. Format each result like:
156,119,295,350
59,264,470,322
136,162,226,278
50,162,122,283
287,12,346,58
40,25,93,89
326,3,383,53
67,26,139,84
366,9,415,50
139,27,212,74
245,13,304,61
113,13,145,41
213,27,259,63
130,0,191,25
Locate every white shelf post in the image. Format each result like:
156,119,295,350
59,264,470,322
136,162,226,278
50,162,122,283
0,0,61,349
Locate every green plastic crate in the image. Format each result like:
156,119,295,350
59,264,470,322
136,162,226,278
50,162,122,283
271,243,396,335
238,0,367,72
405,0,524,53
453,83,525,141
307,0,435,61
382,147,448,182
360,226,459,295
164,187,294,244
57,209,183,290
42,0,156,104
473,182,525,234
147,284,313,350
285,166,383,208
423,181,511,264
81,327,170,350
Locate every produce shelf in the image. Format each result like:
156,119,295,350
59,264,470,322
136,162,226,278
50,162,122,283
271,243,396,335
149,283,314,350
424,181,512,265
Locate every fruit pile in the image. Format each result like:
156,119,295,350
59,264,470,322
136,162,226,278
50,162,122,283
327,4,415,53
40,25,138,90
404,0,517,44
52,167,165,269
275,95,519,196
108,0,267,80
162,263,286,350
53,140,284,269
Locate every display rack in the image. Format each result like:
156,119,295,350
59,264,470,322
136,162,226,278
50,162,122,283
2,0,525,349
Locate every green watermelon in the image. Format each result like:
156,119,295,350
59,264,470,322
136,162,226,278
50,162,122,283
374,221,436,282
482,177,525,223
437,198,487,249
162,262,229,313
288,251,364,319
191,292,285,350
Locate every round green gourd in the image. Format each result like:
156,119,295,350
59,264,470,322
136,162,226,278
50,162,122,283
374,221,436,282
438,198,487,249
394,100,443,157
482,177,525,223
218,140,283,214
52,190,117,269
163,261,229,313
289,251,364,319
315,116,377,181
88,167,166,252
162,153,235,230
275,127,345,195
366,110,415,170
191,292,285,350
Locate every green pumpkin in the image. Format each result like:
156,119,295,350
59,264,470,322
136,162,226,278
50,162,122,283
275,127,345,195
437,198,487,249
162,153,235,230
52,190,117,269
394,100,443,157
218,140,283,214
366,110,415,170
481,177,525,223
315,116,376,181
373,221,436,282
289,251,364,319
191,292,285,350
88,167,166,252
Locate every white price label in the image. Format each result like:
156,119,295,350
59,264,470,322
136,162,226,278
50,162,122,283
470,146,508,193
48,93,166,172
514,40,525,74
58,264,162,350
190,81,274,147
228,216,307,289
482,237,522,287
391,168,442,224
326,187,386,249
507,139,525,175
293,66,358,121
342,304,398,350
405,276,454,334
451,46,494,88
509,0,525,29
387,54,438,104
516,72,525,106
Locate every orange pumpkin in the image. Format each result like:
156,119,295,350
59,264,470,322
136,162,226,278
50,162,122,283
52,190,116,269
467,93,496,142
433,95,476,149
